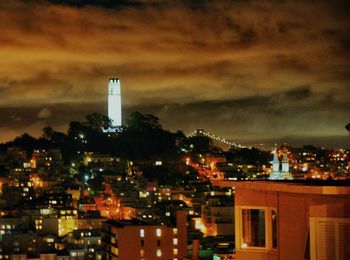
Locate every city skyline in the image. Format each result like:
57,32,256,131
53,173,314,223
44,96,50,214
0,0,349,147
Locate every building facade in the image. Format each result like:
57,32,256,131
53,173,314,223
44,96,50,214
101,211,187,260
214,180,350,260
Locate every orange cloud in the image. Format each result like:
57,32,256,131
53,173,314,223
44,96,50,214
0,0,349,143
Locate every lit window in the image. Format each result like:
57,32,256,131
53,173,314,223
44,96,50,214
156,228,161,237
111,246,118,256
173,248,178,255
140,249,145,257
140,229,145,237
241,209,266,248
156,249,162,257
173,228,177,235
173,238,178,245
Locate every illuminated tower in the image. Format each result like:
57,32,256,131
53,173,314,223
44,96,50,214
281,152,289,173
269,149,281,180
269,149,293,180
108,78,122,129
282,152,293,179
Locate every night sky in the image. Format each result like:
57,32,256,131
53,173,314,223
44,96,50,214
0,0,349,147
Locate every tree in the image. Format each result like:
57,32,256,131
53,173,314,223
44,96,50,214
12,133,49,158
115,112,178,160
126,112,161,133
187,136,213,153
227,147,270,165
42,126,54,141
86,113,112,132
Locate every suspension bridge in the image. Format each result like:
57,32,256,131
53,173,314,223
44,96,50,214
186,129,246,149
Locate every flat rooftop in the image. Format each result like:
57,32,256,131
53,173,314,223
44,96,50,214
104,218,155,227
213,180,350,195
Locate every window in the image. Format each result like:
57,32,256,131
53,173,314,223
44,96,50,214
140,249,145,257
156,249,162,257
156,228,161,237
173,248,178,255
271,209,278,248
111,237,118,247
111,246,118,256
157,240,161,246
141,240,144,247
173,238,178,245
241,209,266,248
310,217,350,260
140,229,145,237
173,228,177,235
237,207,278,250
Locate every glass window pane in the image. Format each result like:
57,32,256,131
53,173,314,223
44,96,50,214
272,209,278,248
241,209,266,247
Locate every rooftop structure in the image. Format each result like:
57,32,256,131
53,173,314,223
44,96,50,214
214,180,350,260
101,211,187,260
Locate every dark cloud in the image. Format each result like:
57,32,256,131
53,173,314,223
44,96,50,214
31,0,145,8
0,0,349,146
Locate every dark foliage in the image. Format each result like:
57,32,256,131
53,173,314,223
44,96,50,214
227,147,270,165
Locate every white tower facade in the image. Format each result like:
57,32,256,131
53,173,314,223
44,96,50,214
108,78,122,129
269,149,281,180
272,150,280,173
281,153,289,173
269,149,293,180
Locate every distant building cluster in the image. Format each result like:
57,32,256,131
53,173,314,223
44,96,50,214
0,79,348,259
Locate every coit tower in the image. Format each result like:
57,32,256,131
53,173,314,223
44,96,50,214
108,78,122,129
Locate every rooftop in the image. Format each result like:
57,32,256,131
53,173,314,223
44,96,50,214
104,218,153,227
213,180,350,195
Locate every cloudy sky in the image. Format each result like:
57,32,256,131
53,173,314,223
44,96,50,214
0,0,349,146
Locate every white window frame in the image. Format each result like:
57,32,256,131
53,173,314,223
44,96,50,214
235,206,278,251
